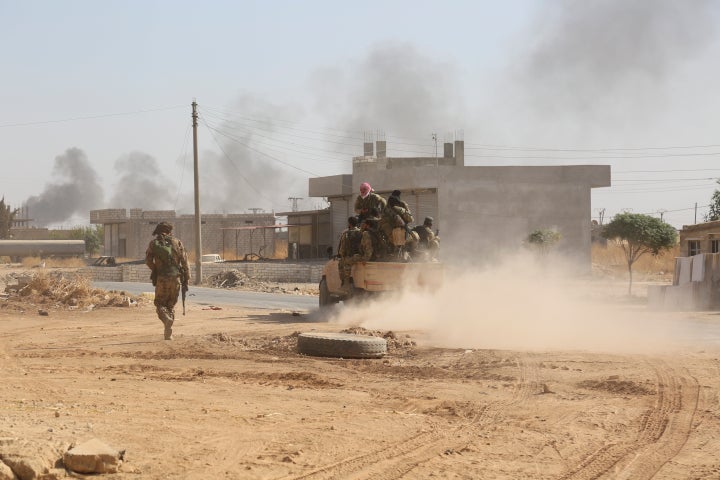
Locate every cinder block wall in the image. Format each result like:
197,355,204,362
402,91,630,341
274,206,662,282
81,262,324,284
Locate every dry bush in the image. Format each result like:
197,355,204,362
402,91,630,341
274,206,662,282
21,256,86,268
273,240,289,259
592,243,679,278
18,271,140,308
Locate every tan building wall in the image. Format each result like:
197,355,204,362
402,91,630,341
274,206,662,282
80,261,325,283
678,220,720,257
90,209,277,260
309,140,611,268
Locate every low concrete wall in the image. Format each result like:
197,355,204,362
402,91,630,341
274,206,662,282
648,252,720,310
80,262,325,284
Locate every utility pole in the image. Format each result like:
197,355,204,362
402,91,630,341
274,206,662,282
288,197,302,212
658,209,667,221
431,133,438,165
192,100,202,285
596,208,605,225
695,202,698,224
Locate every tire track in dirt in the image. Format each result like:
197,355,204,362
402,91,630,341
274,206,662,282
285,354,540,480
559,359,699,480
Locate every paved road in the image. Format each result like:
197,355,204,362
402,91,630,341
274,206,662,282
94,281,318,311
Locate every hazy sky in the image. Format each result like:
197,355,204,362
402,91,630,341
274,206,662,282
2,0,719,228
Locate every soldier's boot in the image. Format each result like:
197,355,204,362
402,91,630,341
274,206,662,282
164,320,174,340
164,310,175,340
157,307,173,339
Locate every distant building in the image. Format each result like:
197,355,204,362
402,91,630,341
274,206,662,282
90,209,277,260
678,220,720,257
308,139,611,267
278,209,332,260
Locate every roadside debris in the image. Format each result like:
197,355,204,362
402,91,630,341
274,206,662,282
2,271,145,311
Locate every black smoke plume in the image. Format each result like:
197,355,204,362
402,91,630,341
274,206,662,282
312,41,465,142
110,151,176,210
25,148,103,227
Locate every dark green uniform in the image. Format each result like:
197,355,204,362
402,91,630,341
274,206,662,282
413,224,440,260
337,226,362,283
380,203,414,245
354,192,387,220
146,233,189,340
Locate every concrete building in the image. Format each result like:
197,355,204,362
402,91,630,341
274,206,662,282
309,140,611,266
678,220,720,257
279,209,333,260
90,209,277,260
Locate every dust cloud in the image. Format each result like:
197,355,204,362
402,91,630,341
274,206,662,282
329,254,684,354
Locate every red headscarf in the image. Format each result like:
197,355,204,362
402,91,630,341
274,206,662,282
359,182,371,198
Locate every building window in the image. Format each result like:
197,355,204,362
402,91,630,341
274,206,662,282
688,240,701,256
712,239,720,254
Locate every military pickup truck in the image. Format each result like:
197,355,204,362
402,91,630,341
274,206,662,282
318,258,444,307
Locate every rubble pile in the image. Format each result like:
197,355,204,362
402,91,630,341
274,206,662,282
204,269,317,295
2,271,143,310
206,270,250,288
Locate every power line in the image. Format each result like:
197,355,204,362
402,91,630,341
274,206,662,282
199,117,277,205
198,106,720,153
202,122,322,178
464,151,720,160
202,110,436,157
612,177,717,183
614,168,720,174
0,105,186,128
201,115,352,164
465,143,720,153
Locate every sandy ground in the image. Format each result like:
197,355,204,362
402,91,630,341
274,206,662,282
2,270,720,479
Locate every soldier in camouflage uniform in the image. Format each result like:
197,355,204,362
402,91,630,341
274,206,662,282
337,216,362,285
145,222,190,340
354,182,387,221
353,217,386,262
413,217,440,260
380,190,414,255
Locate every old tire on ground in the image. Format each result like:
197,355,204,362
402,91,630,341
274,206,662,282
297,332,387,359
319,278,331,307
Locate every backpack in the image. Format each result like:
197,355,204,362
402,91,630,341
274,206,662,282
346,229,363,256
151,237,180,276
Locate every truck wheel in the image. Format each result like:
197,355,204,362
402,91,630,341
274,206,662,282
319,278,332,307
297,332,387,358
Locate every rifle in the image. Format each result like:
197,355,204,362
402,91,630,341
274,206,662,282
181,280,188,315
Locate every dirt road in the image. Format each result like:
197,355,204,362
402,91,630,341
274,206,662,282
2,293,720,479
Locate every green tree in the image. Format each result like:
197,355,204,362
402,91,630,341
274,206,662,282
0,197,18,239
526,228,562,255
601,213,677,295
69,225,104,255
705,180,720,222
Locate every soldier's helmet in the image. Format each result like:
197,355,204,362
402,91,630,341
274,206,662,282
423,217,434,227
152,221,173,235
